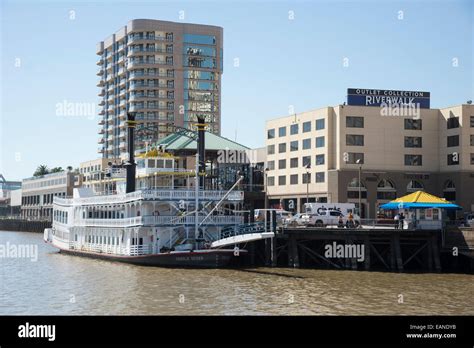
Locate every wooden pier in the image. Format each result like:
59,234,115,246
255,227,444,272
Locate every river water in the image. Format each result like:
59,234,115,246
0,231,472,315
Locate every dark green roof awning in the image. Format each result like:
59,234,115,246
157,129,249,152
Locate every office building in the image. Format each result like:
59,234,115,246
265,88,474,218
96,19,223,159
21,171,82,220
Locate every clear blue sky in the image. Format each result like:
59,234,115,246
1,0,472,181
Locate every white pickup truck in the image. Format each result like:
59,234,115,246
308,210,361,227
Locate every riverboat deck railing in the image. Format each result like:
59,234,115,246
73,215,244,227
69,241,153,256
54,189,243,206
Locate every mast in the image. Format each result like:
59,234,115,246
195,152,199,240
125,112,137,193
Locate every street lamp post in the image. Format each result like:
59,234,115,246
305,163,311,212
356,159,362,217
264,167,269,209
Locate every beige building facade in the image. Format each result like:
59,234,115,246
265,102,474,218
97,19,223,158
21,171,82,221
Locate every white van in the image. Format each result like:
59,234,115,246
304,203,357,216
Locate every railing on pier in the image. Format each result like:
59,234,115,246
281,218,443,231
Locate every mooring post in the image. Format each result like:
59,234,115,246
288,234,299,268
364,235,371,271
264,239,271,266
270,236,277,267
393,233,403,272
427,238,433,272
390,236,396,270
249,241,255,266
431,234,441,272
347,238,358,270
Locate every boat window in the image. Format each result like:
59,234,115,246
148,159,155,168
157,159,164,168
137,159,145,169
165,160,173,168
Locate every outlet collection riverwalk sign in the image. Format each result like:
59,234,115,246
347,88,431,108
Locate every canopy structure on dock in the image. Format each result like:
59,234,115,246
380,191,461,230
380,191,461,210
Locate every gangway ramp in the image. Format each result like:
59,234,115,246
210,222,275,248
211,231,274,248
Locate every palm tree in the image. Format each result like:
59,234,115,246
33,165,49,177
49,167,64,173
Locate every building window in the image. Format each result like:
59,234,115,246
267,176,275,186
443,180,456,201
346,134,364,146
267,160,275,170
447,153,459,166
471,153,474,165
290,174,298,185
290,140,298,151
316,154,325,165
302,156,311,167
447,117,460,129
290,124,299,135
346,152,364,164
346,116,364,128
405,154,423,166
316,118,325,130
407,180,424,192
290,157,298,168
278,127,286,137
302,173,311,184
315,136,325,148
278,143,286,153
471,135,474,146
315,172,325,183
278,159,286,169
267,129,275,139
302,138,311,150
303,121,311,133
404,119,422,130
405,136,422,148
278,175,286,185
447,135,459,147
267,145,275,155
470,116,474,127
377,179,397,200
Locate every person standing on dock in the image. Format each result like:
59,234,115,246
394,213,400,229
399,212,405,230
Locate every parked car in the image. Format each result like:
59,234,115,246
285,213,316,226
308,210,361,228
284,213,304,227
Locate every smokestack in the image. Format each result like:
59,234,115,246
125,112,137,193
196,116,206,188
